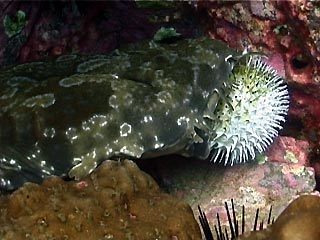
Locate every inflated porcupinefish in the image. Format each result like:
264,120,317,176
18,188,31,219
0,37,289,191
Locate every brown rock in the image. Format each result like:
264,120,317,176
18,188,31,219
0,159,201,240
271,194,320,240
237,194,320,240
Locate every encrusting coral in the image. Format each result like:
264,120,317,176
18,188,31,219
0,159,201,240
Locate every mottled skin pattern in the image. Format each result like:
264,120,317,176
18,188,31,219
0,38,238,191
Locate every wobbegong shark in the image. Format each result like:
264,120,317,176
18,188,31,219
0,37,289,191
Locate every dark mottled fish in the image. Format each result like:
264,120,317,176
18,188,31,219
0,37,289,191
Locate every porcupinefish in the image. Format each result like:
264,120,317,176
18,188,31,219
0,37,289,191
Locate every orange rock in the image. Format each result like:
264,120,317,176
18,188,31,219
0,160,201,240
237,195,320,240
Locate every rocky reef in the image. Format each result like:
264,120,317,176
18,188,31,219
0,1,320,239
148,156,315,238
194,0,320,189
0,159,201,240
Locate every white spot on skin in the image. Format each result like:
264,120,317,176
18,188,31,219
41,168,54,175
152,78,176,89
202,90,209,99
92,150,97,159
142,115,153,123
124,93,133,106
94,132,104,140
82,121,91,131
154,143,164,148
59,76,85,87
82,115,108,131
185,85,193,96
1,87,18,99
120,123,132,137
120,146,131,155
109,95,118,109
12,62,44,73
76,59,109,73
106,113,114,121
7,76,37,87
155,69,164,79
100,121,107,127
23,93,56,108
111,79,129,91
119,145,144,158
177,116,190,126
65,127,79,142
56,54,78,62
72,157,82,165
43,127,56,138
138,132,143,140
0,178,11,188
1,98,18,113
105,147,113,156
156,91,172,104
111,74,119,79
192,65,200,84
153,135,164,149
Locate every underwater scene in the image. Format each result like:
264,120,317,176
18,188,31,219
0,1,319,239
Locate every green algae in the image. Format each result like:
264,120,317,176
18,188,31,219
3,10,26,38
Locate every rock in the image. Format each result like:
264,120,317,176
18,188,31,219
0,1,199,66
149,156,315,233
194,1,320,189
265,136,310,165
0,159,201,240
237,194,320,240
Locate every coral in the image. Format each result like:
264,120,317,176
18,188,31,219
0,159,201,240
